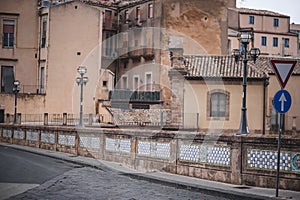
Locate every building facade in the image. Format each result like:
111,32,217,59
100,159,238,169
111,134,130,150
228,8,299,57
290,23,300,57
0,0,235,123
169,55,300,133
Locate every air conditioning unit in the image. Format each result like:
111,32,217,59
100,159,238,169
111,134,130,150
41,0,50,7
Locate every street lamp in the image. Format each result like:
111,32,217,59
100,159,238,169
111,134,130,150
13,80,20,124
76,66,88,127
233,28,260,134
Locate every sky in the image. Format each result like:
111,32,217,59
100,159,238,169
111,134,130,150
236,0,300,24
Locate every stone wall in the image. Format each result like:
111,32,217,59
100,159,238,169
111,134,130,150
1,124,300,191
111,108,172,126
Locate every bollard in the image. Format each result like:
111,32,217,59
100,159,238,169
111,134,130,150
88,113,93,126
44,113,48,126
292,116,297,131
63,113,67,125
17,113,21,124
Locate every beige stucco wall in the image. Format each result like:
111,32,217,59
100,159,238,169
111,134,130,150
228,9,298,57
267,75,300,129
184,80,264,131
44,1,103,114
239,14,290,33
253,33,298,57
0,0,38,86
0,94,45,114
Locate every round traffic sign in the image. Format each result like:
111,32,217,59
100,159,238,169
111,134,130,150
273,90,292,114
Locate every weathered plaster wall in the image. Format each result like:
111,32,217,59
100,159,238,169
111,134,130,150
162,0,232,55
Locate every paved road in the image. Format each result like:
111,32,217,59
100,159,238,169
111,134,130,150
0,146,79,184
0,145,249,200
0,145,79,199
10,167,238,200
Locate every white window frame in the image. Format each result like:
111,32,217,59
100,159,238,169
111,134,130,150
2,19,16,48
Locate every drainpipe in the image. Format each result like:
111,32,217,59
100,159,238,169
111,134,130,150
37,9,42,90
263,73,269,134
115,7,120,87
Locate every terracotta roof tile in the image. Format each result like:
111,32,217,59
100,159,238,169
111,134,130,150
183,55,300,79
183,55,264,79
229,7,289,18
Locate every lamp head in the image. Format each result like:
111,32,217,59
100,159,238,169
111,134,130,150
77,66,87,76
250,47,260,63
232,49,241,63
14,80,20,86
238,28,253,44
76,77,81,85
83,77,89,85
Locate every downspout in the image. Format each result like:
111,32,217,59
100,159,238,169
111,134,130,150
37,9,42,92
263,73,269,134
115,7,120,87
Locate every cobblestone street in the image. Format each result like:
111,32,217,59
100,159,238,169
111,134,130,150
10,167,237,200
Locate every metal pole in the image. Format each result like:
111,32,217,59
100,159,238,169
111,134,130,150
13,91,18,124
275,113,283,197
79,74,83,126
238,42,249,134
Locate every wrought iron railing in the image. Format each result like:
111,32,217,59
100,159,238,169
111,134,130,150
109,90,161,102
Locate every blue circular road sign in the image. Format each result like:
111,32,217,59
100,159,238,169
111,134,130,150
273,90,292,114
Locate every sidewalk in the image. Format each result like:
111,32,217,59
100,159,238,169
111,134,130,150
1,142,299,200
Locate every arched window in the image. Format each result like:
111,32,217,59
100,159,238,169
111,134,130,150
208,90,229,119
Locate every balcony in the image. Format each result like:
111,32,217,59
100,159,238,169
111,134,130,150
109,90,161,103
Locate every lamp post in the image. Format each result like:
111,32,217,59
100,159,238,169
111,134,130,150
76,66,88,127
233,28,260,134
13,80,20,124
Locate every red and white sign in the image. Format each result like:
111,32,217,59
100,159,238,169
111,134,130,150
270,60,297,88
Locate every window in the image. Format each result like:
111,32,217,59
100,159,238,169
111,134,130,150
145,73,152,91
283,38,290,48
210,93,226,117
207,90,229,119
102,81,107,88
261,36,267,46
148,3,153,18
105,10,112,29
40,67,45,93
105,32,113,56
273,37,278,47
274,18,279,27
121,76,128,89
123,61,127,69
249,16,254,24
133,76,139,91
41,18,47,48
136,7,141,25
2,20,15,48
124,10,129,23
1,66,14,93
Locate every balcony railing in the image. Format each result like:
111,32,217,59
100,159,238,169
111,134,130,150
109,90,161,102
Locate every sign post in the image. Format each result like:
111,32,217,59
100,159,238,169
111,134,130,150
270,59,296,197
273,89,292,197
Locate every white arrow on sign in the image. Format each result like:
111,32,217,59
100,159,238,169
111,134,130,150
270,60,297,88
279,93,287,112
